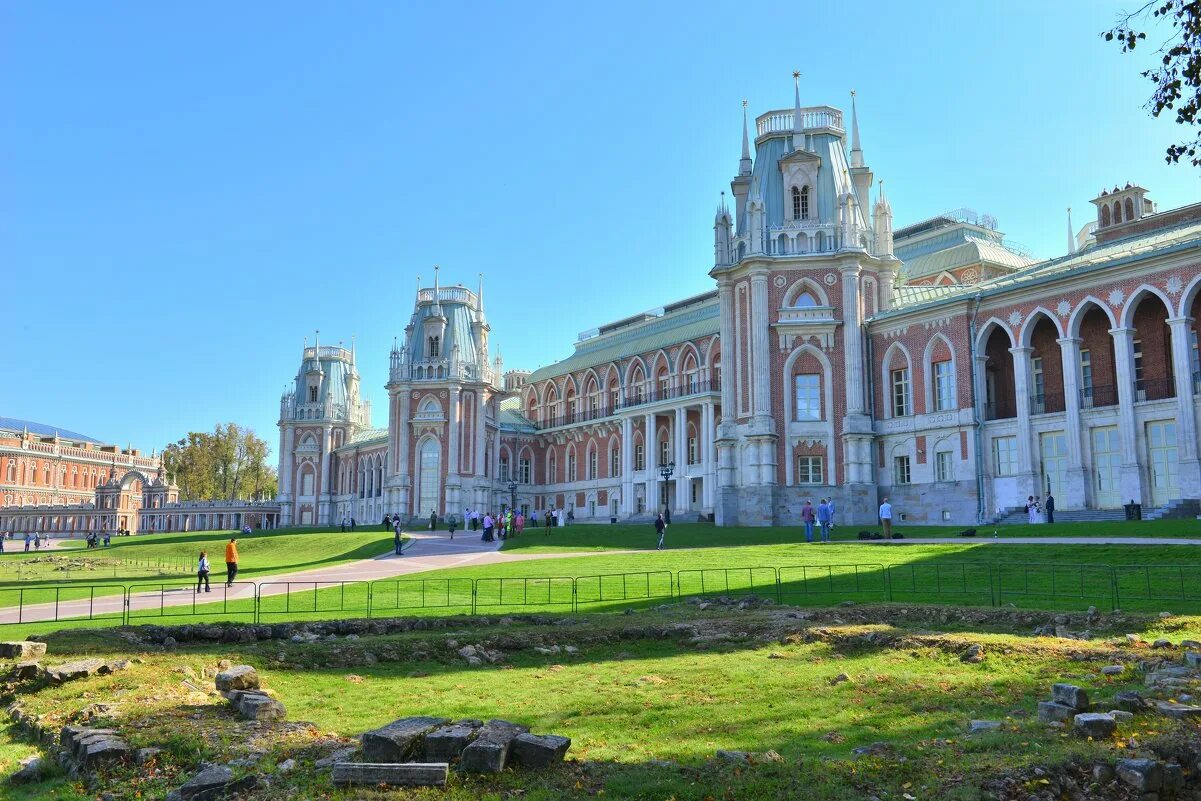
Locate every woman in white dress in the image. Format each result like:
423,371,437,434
1026,495,1043,524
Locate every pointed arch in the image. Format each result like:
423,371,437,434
924,332,959,413
1119,283,1175,328
973,317,1015,354
606,433,621,478
1018,307,1065,347
783,277,830,308
880,341,915,418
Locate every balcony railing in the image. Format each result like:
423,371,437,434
983,400,1016,421
1029,392,1065,416
1081,384,1119,410
533,381,721,430
1135,377,1176,402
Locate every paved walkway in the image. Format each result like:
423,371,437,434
863,536,1201,546
0,532,632,626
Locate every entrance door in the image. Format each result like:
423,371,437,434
1146,420,1179,505
1039,432,1067,499
1091,426,1121,508
417,438,441,518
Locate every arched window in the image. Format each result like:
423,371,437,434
793,291,818,308
548,452,557,483
427,336,440,358
1125,197,1135,221
417,438,441,516
791,186,801,219
1113,201,1122,224
1101,205,1111,226
308,385,318,402
800,186,810,219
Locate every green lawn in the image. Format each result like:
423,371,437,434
498,519,1201,554
4,607,1192,800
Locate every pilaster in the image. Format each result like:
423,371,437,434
1110,327,1147,505
1056,336,1088,509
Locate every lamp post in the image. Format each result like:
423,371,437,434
507,479,517,515
659,460,675,514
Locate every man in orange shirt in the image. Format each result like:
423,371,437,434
225,537,239,587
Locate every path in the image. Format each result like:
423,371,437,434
0,532,632,626
864,536,1201,546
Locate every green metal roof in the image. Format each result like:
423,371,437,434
498,396,536,433
333,427,388,454
527,295,719,383
897,236,1035,281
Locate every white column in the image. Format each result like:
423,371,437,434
620,416,634,515
841,266,865,414
749,271,771,418
475,389,488,477
1009,346,1038,496
701,401,715,509
281,427,295,495
1167,317,1201,497
447,387,461,475
1110,327,1146,504
674,406,688,512
1056,336,1088,508
645,412,659,513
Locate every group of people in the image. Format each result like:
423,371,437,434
196,536,239,593
1026,493,1056,524
339,517,358,532
799,498,839,543
84,531,112,549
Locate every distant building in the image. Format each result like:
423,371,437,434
276,87,1201,528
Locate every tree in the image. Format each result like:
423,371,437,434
1106,1,1201,167
162,423,278,501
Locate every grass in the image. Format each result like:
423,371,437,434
4,605,1198,800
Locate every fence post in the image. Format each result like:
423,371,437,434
123,588,129,626
572,579,578,614
471,580,477,616
1111,567,1120,613
366,581,373,620
254,583,260,625
883,565,893,603
774,569,782,604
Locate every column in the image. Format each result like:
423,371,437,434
701,402,715,510
1167,317,1201,497
1056,337,1088,508
397,391,411,516
674,406,688,512
475,390,488,477
620,416,634,515
841,266,865,414
447,387,461,475
645,412,659,513
1110,327,1146,504
717,282,737,421
1009,346,1038,497
749,270,771,418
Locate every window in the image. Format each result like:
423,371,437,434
1114,201,1123,224
499,457,510,482
795,374,821,420
796,456,823,484
1031,355,1045,397
1101,205,1111,226
800,186,810,219
610,388,620,409
427,336,440,358
567,454,577,481
1190,331,1200,377
1125,197,1135,221
934,361,955,411
635,444,645,471
659,440,670,467
308,385,318,402
658,376,670,398
791,186,801,219
548,453,557,483
300,471,314,496
685,371,698,393
793,291,818,308
935,450,953,482
1080,349,1093,395
610,447,619,476
687,436,697,465
993,436,1018,476
891,368,911,417
588,450,597,480
567,399,577,421
1133,338,1144,383
893,455,911,485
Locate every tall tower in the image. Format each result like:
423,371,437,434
710,82,891,526
277,337,371,526
385,275,501,520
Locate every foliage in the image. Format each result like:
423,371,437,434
1106,0,1201,166
160,423,277,501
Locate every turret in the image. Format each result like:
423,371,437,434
471,273,490,365
731,101,753,230
714,195,733,267
873,180,894,258
791,71,805,152
422,267,448,360
847,91,873,217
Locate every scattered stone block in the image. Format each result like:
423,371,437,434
1107,709,1135,722
1114,691,1146,712
361,716,448,763
1164,762,1185,793
1051,683,1089,710
135,747,162,765
7,661,39,681
1116,758,1162,792
1091,763,1114,783
9,756,45,783
331,762,448,787
1154,700,1201,719
60,725,131,766
1152,639,1173,649
423,721,481,762
314,746,358,768
960,644,984,663
44,659,105,684
0,642,46,660
1073,712,1116,738
714,749,749,764
968,720,1002,733
1037,701,1076,723
1100,665,1125,676
1184,651,1201,667
511,733,571,767
235,693,286,722
169,764,259,801
459,719,529,773
1181,639,1201,650
214,665,259,692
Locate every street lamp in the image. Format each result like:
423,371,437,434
659,461,674,514
507,479,517,516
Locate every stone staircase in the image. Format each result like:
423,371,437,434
988,499,1200,525
1143,498,1201,521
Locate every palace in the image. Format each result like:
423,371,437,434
275,87,1201,528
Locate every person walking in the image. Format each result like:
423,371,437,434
654,513,666,550
515,511,525,536
196,551,211,593
393,525,403,556
350,517,356,531
224,537,239,587
801,499,816,544
23,534,31,552
879,497,894,538
816,498,832,543
447,514,457,540
482,512,494,543
429,510,438,532
33,534,40,551
1044,492,1056,524
545,509,554,535
381,514,390,532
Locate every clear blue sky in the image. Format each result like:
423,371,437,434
1,1,1194,459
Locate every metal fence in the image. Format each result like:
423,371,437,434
0,561,1199,629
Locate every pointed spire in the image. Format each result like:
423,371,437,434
876,179,890,211
739,99,752,176
849,89,864,168
350,335,357,366
477,272,485,316
1067,207,1076,255
792,71,804,151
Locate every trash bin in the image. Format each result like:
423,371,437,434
1124,501,1142,521
610,516,618,524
